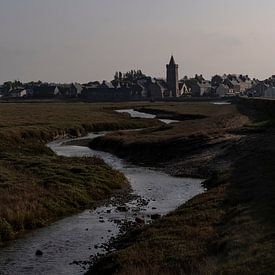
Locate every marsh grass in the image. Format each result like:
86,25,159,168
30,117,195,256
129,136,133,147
88,101,275,274
89,103,249,164
0,102,161,243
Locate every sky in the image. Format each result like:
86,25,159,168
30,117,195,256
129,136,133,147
1,0,275,83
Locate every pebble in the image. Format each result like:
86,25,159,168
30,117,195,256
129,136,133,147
35,250,43,256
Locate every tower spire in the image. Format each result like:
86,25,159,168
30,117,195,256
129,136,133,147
169,55,176,66
166,55,179,97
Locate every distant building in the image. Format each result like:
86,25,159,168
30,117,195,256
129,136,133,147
6,88,27,98
32,85,59,98
81,80,132,101
216,84,234,97
70,83,83,97
223,74,252,95
166,55,180,97
178,82,191,97
245,81,268,97
264,86,275,98
149,79,169,100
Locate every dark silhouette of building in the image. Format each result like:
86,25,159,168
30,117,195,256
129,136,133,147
166,55,179,97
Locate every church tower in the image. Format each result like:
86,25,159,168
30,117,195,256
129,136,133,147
166,55,179,97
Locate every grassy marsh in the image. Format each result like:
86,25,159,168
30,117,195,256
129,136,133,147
0,102,160,244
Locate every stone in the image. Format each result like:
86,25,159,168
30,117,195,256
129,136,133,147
35,250,43,256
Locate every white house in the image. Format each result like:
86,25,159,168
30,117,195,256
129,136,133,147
216,84,234,97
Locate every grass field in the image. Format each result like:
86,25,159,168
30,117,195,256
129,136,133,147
0,102,160,244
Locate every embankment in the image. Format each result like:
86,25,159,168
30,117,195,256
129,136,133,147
88,101,275,274
89,104,248,177
237,97,275,117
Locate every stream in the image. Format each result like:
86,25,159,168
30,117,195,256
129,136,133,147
0,110,205,275
116,109,179,124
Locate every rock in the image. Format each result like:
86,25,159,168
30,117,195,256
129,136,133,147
116,206,128,212
152,207,157,210
135,217,145,224
106,210,111,213
35,250,43,256
151,214,161,220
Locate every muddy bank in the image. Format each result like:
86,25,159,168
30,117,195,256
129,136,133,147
134,107,207,121
89,105,248,173
87,102,275,274
88,124,245,179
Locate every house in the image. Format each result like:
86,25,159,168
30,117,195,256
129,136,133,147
246,82,268,97
57,85,71,97
216,84,234,97
189,81,211,97
199,81,212,96
132,83,148,98
0,85,5,98
178,82,191,97
100,81,115,89
81,87,114,101
70,83,83,97
224,78,240,94
223,74,252,95
211,75,224,87
6,88,27,98
114,87,133,101
264,86,275,98
32,85,59,98
81,80,132,101
149,79,169,99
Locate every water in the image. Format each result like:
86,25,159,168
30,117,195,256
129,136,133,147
116,109,179,124
212,101,231,105
0,128,204,275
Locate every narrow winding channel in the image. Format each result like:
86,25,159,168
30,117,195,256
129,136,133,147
0,110,205,275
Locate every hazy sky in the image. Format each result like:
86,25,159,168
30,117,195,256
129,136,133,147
1,0,275,83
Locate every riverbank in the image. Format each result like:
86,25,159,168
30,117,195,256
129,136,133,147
0,103,161,244
87,101,275,274
88,103,247,177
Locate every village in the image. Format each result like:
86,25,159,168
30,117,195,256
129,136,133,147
0,56,275,101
